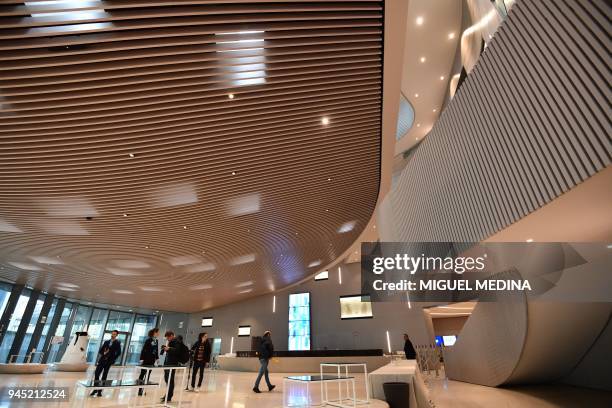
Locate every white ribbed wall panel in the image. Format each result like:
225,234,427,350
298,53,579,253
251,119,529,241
386,0,611,243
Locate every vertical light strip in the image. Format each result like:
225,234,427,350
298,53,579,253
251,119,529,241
406,292,412,309
386,330,391,354
230,336,234,354
338,266,342,284
273,295,276,313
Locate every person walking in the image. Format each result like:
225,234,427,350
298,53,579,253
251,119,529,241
90,330,122,397
252,330,275,393
138,328,159,396
190,332,211,392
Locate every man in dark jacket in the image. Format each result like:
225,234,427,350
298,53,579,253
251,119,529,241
160,330,181,403
90,330,122,397
138,327,159,396
190,332,212,391
403,333,416,359
253,330,275,393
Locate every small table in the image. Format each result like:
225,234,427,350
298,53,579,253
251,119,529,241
136,364,187,408
74,379,159,407
320,363,369,404
284,375,356,408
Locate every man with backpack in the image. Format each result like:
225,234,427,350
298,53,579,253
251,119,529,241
253,330,276,393
160,331,189,403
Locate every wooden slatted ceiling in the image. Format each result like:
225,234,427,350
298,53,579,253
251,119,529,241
0,1,383,312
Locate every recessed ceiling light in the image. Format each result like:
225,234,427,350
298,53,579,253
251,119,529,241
526,238,534,242
129,153,135,158
448,32,455,39
123,213,128,217
145,245,150,249
416,137,419,140
327,177,332,181
321,116,330,125
440,76,445,80
416,123,421,127
228,93,235,99
420,57,426,63
325,209,329,212
416,16,424,25
414,93,419,98
231,171,236,175
183,226,188,230
433,108,437,112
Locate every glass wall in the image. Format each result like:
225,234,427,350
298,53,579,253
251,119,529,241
71,305,91,333
0,291,31,363
86,308,109,363
35,299,59,360
16,294,46,361
125,314,156,365
288,292,311,351
106,310,133,332
0,282,157,365
47,303,74,363
0,283,11,319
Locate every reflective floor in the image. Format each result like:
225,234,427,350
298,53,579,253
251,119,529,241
0,367,387,407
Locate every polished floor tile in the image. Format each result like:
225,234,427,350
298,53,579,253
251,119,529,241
0,367,387,407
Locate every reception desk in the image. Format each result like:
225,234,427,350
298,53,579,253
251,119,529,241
218,350,389,373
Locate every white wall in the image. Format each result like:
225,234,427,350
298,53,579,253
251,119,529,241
185,262,431,353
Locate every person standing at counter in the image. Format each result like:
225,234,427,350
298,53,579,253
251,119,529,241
190,332,211,391
403,333,416,359
253,330,276,393
138,327,159,396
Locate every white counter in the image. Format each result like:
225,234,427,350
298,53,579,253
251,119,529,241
217,355,389,373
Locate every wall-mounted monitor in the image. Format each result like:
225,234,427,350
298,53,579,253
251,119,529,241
238,325,251,337
442,335,457,346
314,271,329,281
340,294,373,320
201,317,213,327
288,292,311,350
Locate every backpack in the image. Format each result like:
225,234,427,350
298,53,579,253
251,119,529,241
178,342,190,364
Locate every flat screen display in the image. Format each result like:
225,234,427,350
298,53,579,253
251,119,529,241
201,317,213,327
442,335,457,346
340,295,373,319
288,293,311,350
238,326,251,337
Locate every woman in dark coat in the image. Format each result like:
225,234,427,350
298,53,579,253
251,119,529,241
190,332,212,391
138,328,159,396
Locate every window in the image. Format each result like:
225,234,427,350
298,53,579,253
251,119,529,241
106,310,133,332
0,283,11,320
125,314,156,365
340,294,373,320
314,271,328,281
201,317,213,327
0,291,30,363
238,326,251,337
86,308,109,363
16,294,46,361
35,299,59,359
288,293,310,351
71,305,91,333
48,303,73,363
